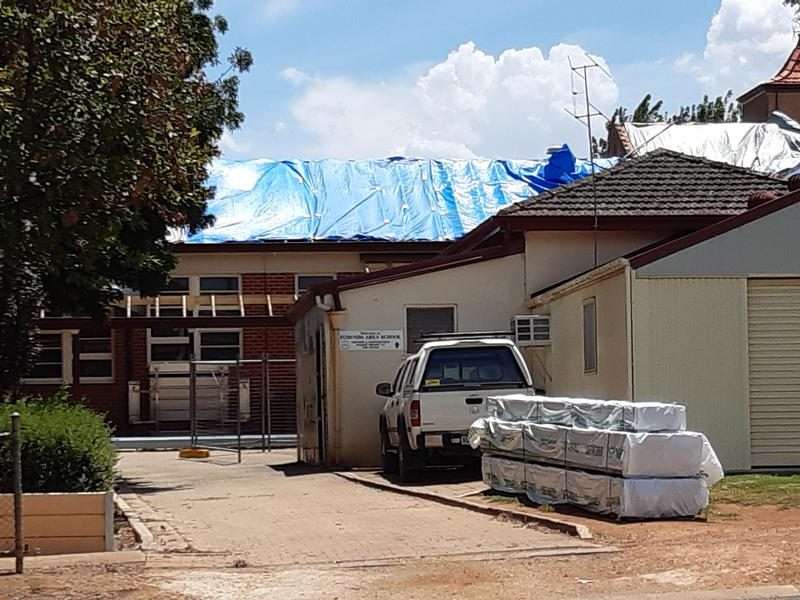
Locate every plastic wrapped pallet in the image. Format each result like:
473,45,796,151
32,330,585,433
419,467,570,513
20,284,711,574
481,455,526,494
567,428,706,479
525,463,567,505
522,423,567,465
479,418,524,458
487,394,539,421
562,470,709,518
488,394,687,432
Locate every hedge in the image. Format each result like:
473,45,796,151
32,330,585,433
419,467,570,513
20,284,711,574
0,391,117,493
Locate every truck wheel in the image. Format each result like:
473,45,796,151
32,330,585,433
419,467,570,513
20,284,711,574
397,420,419,483
380,418,398,474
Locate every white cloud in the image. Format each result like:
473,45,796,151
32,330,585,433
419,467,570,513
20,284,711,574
262,0,300,20
283,42,618,159
280,66,311,85
675,0,795,93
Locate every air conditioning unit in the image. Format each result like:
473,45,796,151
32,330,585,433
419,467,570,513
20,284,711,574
512,315,551,347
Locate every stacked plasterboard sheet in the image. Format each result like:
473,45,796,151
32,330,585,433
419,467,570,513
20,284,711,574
523,423,707,478
487,394,687,432
474,394,723,519
481,455,710,518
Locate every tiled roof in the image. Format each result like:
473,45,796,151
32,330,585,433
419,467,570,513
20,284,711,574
499,149,788,218
771,40,800,84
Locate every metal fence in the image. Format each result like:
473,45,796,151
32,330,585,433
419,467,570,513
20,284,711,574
189,355,271,463
0,412,23,574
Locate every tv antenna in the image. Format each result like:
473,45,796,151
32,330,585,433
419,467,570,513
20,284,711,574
565,53,612,268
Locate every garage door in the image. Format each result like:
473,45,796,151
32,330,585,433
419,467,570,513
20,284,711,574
748,279,800,467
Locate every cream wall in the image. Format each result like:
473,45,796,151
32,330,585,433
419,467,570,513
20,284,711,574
331,253,528,466
631,276,750,471
173,251,364,276
544,271,632,401
524,230,666,297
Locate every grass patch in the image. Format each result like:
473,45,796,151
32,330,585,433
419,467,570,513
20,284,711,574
712,474,800,508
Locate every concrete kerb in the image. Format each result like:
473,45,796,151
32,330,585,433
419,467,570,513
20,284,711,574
335,471,595,541
114,492,155,551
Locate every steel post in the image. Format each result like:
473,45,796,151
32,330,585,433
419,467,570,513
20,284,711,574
189,357,197,447
260,353,267,452
266,353,272,453
12,412,23,574
236,358,242,464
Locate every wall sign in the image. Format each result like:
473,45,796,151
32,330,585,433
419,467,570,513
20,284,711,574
339,330,402,351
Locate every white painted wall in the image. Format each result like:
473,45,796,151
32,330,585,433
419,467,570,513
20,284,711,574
631,277,751,471
329,253,528,466
524,230,666,296
543,271,632,401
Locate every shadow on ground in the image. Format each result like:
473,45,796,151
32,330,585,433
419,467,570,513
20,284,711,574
119,476,193,495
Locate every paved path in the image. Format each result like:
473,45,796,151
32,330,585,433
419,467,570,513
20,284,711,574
118,449,600,566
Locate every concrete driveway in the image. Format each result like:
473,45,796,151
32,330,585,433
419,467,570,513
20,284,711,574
118,449,600,567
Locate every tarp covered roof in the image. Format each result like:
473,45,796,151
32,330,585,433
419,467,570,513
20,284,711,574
176,146,616,244
616,112,800,176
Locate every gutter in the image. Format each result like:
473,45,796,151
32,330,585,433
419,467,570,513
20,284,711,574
528,258,629,309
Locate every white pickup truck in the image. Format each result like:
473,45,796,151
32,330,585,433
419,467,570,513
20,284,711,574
377,337,534,481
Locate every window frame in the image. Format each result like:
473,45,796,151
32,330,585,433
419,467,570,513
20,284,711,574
22,330,74,385
147,327,242,366
295,274,337,296
198,275,241,296
403,304,457,354
78,331,114,383
582,297,598,374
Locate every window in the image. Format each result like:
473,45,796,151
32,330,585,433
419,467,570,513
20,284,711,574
420,347,526,391
402,359,418,392
199,276,239,294
79,331,113,381
405,306,455,353
583,298,598,373
160,277,190,295
296,274,336,296
149,329,241,364
199,331,240,361
28,333,64,381
392,361,408,394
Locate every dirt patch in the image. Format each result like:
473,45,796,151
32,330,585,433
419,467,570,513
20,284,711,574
2,564,183,600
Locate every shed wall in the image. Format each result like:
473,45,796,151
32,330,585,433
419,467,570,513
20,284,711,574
637,202,800,277
544,271,631,401
632,276,750,471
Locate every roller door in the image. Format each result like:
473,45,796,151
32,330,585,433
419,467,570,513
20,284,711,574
748,279,800,467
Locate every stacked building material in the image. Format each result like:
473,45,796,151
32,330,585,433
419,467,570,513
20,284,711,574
472,395,723,519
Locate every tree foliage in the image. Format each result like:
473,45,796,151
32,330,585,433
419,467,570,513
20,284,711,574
0,0,251,390
594,91,741,156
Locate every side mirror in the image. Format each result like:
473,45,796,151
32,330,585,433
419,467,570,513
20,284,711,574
375,382,393,397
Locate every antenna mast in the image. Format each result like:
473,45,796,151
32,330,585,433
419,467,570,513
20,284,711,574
565,54,611,268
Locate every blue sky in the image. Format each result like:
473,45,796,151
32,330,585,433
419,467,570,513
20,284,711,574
211,0,797,160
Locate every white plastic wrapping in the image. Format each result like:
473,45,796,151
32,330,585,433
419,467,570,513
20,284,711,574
477,418,524,458
481,455,526,494
482,418,724,484
483,456,709,518
487,394,686,432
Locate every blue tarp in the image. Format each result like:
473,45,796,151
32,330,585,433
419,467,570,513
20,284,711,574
180,145,617,243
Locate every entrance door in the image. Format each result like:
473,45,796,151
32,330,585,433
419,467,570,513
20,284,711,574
748,279,800,467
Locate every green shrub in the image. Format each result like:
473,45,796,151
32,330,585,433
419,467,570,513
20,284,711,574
0,391,117,493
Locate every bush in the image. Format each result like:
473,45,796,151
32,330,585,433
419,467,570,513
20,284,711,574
0,391,117,493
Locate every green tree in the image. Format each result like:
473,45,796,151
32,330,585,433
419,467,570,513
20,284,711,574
0,0,251,391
